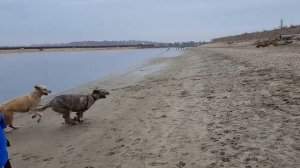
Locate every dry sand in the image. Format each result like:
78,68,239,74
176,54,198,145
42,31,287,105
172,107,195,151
6,44,300,168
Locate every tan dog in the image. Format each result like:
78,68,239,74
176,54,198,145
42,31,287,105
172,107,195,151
0,84,51,129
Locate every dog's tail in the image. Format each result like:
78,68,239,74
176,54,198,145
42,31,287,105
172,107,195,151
36,102,52,111
32,102,52,122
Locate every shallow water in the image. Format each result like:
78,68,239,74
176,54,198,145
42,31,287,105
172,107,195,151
0,48,180,103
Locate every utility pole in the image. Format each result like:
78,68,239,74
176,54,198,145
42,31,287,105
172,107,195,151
280,19,283,29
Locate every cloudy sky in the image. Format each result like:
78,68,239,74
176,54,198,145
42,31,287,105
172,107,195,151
0,0,299,46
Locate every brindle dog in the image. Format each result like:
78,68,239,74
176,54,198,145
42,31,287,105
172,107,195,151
35,89,109,125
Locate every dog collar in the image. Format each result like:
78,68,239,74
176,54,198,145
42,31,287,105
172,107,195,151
91,94,97,101
85,95,96,110
84,96,90,110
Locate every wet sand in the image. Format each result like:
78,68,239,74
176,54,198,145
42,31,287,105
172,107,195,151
6,44,300,168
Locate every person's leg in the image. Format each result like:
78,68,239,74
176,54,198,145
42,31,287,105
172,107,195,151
4,160,12,168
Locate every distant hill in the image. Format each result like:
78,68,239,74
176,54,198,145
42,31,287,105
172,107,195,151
0,40,207,50
212,25,300,43
30,40,161,47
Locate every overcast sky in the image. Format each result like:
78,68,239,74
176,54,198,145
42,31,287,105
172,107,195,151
0,0,299,46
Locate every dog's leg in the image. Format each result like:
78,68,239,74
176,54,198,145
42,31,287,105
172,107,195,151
74,112,83,122
36,112,43,122
2,113,14,132
32,113,37,118
4,112,20,129
32,111,43,122
63,112,77,125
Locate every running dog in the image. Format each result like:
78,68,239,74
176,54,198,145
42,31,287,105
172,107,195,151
35,89,109,125
0,85,51,129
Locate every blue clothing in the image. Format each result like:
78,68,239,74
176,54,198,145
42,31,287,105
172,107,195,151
0,114,8,168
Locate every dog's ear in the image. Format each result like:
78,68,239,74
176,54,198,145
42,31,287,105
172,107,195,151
93,90,100,94
34,85,40,89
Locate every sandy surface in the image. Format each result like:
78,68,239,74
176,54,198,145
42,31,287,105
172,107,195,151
6,44,300,168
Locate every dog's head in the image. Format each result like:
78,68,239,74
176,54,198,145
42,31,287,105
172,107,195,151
34,84,51,96
92,89,109,99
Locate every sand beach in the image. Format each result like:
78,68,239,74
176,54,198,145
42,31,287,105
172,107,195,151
6,43,300,168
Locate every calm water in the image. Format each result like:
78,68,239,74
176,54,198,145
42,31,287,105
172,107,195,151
0,48,180,103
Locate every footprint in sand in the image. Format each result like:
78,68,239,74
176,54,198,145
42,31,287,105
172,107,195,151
176,161,186,168
115,138,124,142
105,151,116,156
148,161,168,166
22,154,40,161
43,157,54,161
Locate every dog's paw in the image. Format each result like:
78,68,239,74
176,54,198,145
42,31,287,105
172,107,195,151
32,115,36,119
70,121,78,125
10,125,20,129
74,116,84,122
4,128,13,133
66,119,78,125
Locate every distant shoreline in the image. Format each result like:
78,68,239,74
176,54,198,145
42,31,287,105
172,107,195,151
0,45,165,54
